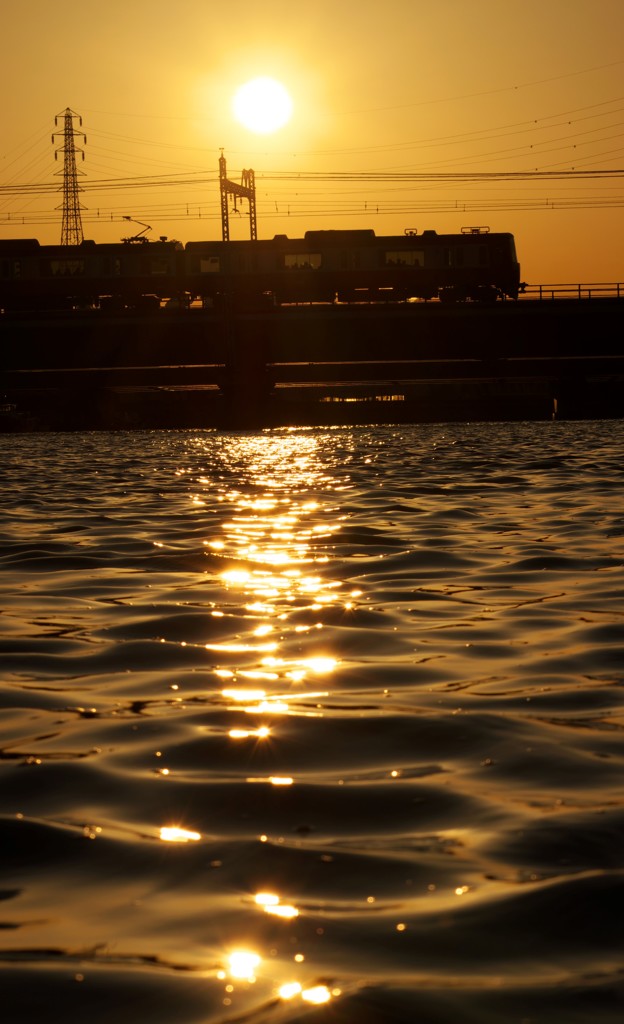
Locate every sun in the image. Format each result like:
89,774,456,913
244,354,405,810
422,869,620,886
232,77,293,135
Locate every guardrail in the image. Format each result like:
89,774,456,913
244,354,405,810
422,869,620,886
521,282,623,301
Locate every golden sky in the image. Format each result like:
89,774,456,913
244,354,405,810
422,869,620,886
2,0,623,282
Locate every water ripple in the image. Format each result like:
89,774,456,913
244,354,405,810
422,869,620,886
1,422,623,1021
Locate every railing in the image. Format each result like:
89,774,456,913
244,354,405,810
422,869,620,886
521,282,623,301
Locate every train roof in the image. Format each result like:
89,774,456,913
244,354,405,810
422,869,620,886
303,229,376,244
0,238,41,253
0,230,516,254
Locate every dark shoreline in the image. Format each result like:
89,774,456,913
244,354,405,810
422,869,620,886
2,298,622,430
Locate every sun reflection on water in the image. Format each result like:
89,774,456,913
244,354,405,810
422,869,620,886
219,949,338,1009
226,950,261,981
279,981,302,1000
254,892,299,918
184,436,349,687
221,687,330,719
159,826,201,843
228,725,271,739
302,985,334,1004
182,433,352,1004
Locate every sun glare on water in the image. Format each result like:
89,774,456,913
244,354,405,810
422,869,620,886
232,76,293,134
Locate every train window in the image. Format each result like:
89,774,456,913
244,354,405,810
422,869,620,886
200,256,220,273
42,259,85,277
453,245,490,268
150,258,170,276
384,250,425,267
285,253,321,269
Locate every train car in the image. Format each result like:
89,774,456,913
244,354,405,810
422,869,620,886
184,236,341,306
184,238,291,307
341,226,521,303
0,238,183,311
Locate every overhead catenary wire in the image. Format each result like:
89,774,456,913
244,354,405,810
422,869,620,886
1,168,623,198
1,79,624,234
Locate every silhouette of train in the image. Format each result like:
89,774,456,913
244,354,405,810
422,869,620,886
0,227,521,311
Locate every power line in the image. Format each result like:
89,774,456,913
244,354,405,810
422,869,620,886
0,167,622,199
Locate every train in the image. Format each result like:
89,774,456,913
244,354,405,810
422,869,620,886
0,226,521,311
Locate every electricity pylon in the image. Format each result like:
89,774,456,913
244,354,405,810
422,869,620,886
52,108,87,245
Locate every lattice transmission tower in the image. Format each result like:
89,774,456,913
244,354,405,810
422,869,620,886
52,107,87,245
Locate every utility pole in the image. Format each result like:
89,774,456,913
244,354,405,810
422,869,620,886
219,151,257,242
52,107,86,245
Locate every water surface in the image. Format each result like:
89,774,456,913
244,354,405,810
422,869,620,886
1,422,623,1022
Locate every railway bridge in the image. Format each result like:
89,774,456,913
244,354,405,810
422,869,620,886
1,288,622,430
